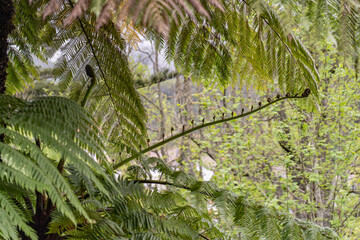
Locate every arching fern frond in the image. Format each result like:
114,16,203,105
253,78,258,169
159,0,319,105
0,191,37,240
39,148,340,239
0,95,113,239
127,157,339,240
38,0,322,160
45,5,148,156
47,170,228,239
0,208,20,240
39,0,320,105
42,0,224,35
6,0,49,94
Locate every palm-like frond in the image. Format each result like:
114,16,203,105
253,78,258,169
0,95,112,239
276,0,360,65
42,0,224,35
124,157,340,240
37,0,322,161
45,6,148,156
0,190,37,240
41,0,321,96
6,0,48,94
160,0,319,106
48,174,228,239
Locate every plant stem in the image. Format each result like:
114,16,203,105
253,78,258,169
113,93,310,170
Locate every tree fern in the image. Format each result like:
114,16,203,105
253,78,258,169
160,0,319,103
1,0,344,238
0,191,37,240
0,208,20,240
0,95,113,239
281,217,304,240
44,158,226,239
127,156,340,240
69,178,227,239
42,0,224,34
32,0,323,161
6,0,50,94
43,4,148,156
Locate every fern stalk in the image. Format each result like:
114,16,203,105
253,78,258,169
114,91,311,169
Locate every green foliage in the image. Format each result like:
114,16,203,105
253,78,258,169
6,0,49,94
0,189,37,240
157,0,319,105
46,168,227,239
128,157,338,240
41,155,338,240
1,0,352,239
15,0,323,159
137,41,360,238
0,95,111,239
42,3,148,156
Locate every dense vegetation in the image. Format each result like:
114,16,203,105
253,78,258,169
1,0,360,239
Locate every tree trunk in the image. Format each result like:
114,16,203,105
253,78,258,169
0,0,14,156
0,0,14,93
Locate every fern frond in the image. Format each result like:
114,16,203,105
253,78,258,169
0,208,19,240
6,0,50,94
161,0,319,104
0,191,37,240
281,217,305,240
129,157,339,240
42,0,224,35
0,95,114,237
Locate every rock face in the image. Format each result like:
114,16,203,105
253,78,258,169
0,0,15,94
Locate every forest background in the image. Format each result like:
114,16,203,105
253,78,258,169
2,0,360,239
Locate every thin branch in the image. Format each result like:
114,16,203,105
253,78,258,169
337,200,360,230
135,179,190,190
141,93,161,110
186,135,216,160
199,234,210,240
